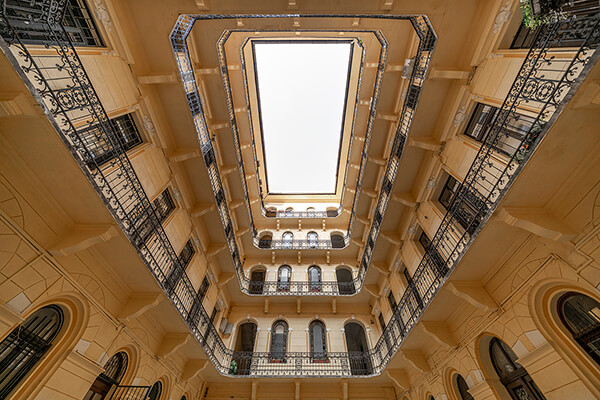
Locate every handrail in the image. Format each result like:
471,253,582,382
2,2,598,377
172,14,434,294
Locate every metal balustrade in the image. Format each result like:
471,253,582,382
109,385,151,400
173,14,433,293
1,1,598,378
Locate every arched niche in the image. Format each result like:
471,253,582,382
0,293,89,400
530,279,600,397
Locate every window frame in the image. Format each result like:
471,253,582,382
309,320,328,362
269,320,289,362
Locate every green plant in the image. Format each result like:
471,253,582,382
520,0,569,29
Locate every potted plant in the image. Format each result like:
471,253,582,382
520,0,570,28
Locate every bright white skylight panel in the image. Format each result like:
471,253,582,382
254,41,352,194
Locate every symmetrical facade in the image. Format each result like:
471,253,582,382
0,0,600,399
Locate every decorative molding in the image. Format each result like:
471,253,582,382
453,105,467,127
142,115,156,136
94,0,112,32
492,0,512,34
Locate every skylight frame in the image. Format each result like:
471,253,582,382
251,39,355,196
242,36,364,207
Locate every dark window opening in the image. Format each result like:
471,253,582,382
464,103,535,157
438,175,486,235
490,337,546,400
3,0,104,47
83,113,143,168
308,265,321,292
456,374,474,400
387,291,397,312
309,320,328,362
249,270,266,294
232,322,257,375
344,322,372,375
277,265,292,291
258,233,272,249
558,292,600,366
336,268,355,295
0,305,64,398
330,233,345,248
269,320,288,362
418,231,447,277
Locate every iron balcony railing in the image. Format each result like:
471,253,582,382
174,14,433,293
109,385,151,400
245,279,356,296
217,27,380,250
2,1,598,377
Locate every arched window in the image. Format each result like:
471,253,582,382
336,268,355,295
266,207,277,217
308,265,321,292
249,268,266,294
85,351,129,399
0,305,64,398
278,265,292,291
344,322,372,375
309,320,328,361
282,231,293,249
307,231,319,248
147,381,162,400
330,232,345,248
180,396,187,400
258,232,272,249
455,373,473,400
558,292,600,365
489,337,546,399
306,207,316,217
270,320,288,361
285,207,293,217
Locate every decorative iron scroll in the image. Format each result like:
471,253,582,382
1,1,598,377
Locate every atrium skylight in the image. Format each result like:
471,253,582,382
254,41,352,195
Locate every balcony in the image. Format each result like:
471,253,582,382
2,0,598,377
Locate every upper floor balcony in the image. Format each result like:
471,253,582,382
1,0,598,377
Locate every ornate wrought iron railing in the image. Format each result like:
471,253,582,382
109,385,151,400
2,0,598,378
245,279,355,296
217,27,385,251
172,14,434,294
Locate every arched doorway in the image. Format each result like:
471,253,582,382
249,268,265,294
558,292,600,366
489,337,546,399
258,232,272,249
232,322,257,375
330,232,344,248
344,322,372,375
336,268,355,294
84,351,129,400
0,305,64,398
